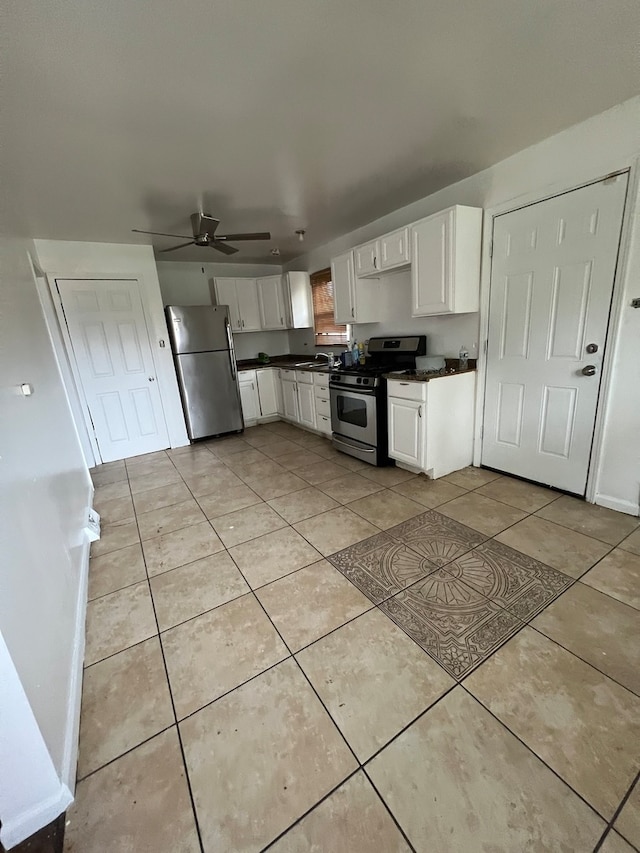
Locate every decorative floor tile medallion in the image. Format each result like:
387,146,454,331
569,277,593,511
387,511,487,566
328,532,438,603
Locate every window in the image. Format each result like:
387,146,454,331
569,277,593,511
311,268,348,346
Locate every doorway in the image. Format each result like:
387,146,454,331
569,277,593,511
56,278,170,463
482,174,627,494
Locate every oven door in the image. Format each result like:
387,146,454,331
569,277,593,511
330,386,377,446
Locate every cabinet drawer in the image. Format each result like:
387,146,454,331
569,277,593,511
238,369,256,382
280,368,296,381
387,380,426,402
316,414,332,435
296,370,314,384
315,397,331,418
313,372,329,387
314,380,329,395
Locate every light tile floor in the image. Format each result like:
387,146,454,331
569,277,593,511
64,422,640,853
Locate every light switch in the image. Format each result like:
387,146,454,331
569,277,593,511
20,383,33,396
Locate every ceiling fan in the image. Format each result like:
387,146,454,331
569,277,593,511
132,212,271,255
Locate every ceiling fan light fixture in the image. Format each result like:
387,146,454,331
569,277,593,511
295,229,306,242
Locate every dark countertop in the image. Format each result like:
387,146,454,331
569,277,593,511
385,358,477,382
237,354,331,373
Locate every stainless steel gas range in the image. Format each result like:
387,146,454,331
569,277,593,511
329,335,426,466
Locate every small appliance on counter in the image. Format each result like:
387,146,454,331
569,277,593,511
329,335,426,466
166,305,243,440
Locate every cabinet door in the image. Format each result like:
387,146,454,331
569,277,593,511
388,397,423,467
411,210,454,316
236,279,261,331
284,272,313,328
354,240,380,277
380,228,410,270
282,380,299,422
297,383,316,430
239,380,259,423
331,252,355,323
257,275,286,330
214,279,241,330
256,369,278,417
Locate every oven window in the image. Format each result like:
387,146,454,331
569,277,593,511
337,394,368,428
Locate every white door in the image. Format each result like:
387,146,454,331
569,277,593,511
214,279,241,331
257,276,286,330
388,397,423,467
482,175,627,494
297,383,316,430
282,380,299,421
239,380,259,423
332,252,355,323
411,210,453,316
256,369,278,417
236,279,261,331
57,278,169,463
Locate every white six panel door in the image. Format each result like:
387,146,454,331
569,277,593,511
482,175,627,494
57,279,170,463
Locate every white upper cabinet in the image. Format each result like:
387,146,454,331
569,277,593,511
213,278,242,331
379,227,410,271
411,205,482,316
332,251,356,324
236,279,261,331
257,275,286,330
354,240,380,277
332,251,380,324
283,272,313,328
214,278,261,331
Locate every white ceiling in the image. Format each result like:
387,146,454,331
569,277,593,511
4,0,639,263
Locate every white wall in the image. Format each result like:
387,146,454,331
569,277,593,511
33,241,189,452
286,96,640,514
0,238,89,846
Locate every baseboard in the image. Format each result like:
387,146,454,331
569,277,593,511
59,531,91,794
0,784,73,850
595,494,640,517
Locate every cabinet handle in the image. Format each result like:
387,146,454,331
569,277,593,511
374,256,377,269
400,382,410,386
351,307,354,318
418,405,422,418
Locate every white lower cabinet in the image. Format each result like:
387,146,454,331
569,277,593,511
387,372,476,478
297,383,316,430
239,372,260,424
239,368,281,424
281,379,299,421
256,368,279,418
388,396,423,468
314,373,331,436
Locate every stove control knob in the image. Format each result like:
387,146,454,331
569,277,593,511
362,377,369,384
357,377,362,384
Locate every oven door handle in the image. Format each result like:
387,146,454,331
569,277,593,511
330,386,377,396
332,436,376,453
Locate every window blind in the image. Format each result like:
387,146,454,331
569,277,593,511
311,268,348,346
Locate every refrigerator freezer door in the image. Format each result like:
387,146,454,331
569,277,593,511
175,351,243,439
166,305,230,354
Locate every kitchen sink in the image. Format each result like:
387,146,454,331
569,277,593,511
293,361,327,369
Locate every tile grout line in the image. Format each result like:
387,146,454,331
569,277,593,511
459,684,618,828
591,768,640,853
128,472,206,853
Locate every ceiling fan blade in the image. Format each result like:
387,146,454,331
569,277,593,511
132,229,193,239
210,240,239,255
216,232,271,242
157,241,196,253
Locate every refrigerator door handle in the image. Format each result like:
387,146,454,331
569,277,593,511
225,318,237,380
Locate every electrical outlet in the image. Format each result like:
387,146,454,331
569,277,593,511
85,508,101,542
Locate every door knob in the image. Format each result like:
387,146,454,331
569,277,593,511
581,365,597,376
586,343,599,354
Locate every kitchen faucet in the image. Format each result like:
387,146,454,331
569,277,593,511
315,352,335,368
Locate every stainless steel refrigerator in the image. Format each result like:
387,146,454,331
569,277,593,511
166,305,244,440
